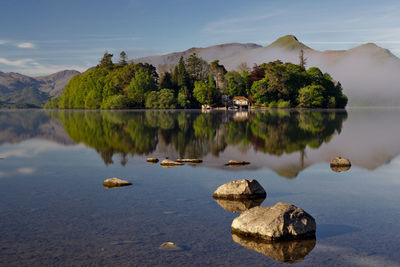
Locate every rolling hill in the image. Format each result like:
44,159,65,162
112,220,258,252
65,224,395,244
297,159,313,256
137,35,400,106
0,70,79,107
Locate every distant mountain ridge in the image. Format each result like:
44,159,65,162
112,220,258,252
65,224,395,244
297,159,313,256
0,70,80,107
137,35,400,106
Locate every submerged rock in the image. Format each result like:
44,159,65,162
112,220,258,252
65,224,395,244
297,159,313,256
214,198,265,213
103,177,132,188
175,159,203,163
160,159,184,167
231,202,316,241
226,160,250,166
146,157,159,163
330,156,351,167
232,234,316,263
212,179,266,199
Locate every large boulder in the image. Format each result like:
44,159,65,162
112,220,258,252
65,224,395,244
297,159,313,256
212,179,266,199
330,156,351,167
231,202,316,241
232,234,316,263
214,198,265,213
103,177,132,188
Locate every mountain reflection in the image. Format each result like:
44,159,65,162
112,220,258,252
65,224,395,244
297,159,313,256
46,110,347,166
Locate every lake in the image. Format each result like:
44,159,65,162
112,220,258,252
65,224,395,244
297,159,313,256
0,109,399,266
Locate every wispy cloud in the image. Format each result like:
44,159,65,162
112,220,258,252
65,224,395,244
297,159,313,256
0,40,8,45
17,42,35,48
0,57,87,76
0,57,35,67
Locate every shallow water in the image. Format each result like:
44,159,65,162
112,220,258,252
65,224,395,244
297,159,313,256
0,109,399,266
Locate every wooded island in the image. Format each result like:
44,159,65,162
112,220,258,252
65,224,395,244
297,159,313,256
45,51,347,109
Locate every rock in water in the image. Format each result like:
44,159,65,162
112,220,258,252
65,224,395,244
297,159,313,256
212,179,266,199
232,234,316,263
214,198,265,213
146,157,159,163
331,165,351,173
330,156,351,167
175,159,203,163
231,202,316,241
226,160,250,166
103,178,132,188
160,159,184,167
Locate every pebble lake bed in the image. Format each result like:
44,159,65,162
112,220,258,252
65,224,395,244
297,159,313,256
0,109,400,266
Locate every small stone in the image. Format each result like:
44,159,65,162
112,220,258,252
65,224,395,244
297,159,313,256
226,160,250,166
103,177,132,188
232,234,316,263
212,179,266,199
231,202,316,241
146,157,159,163
330,156,351,167
175,159,203,163
160,242,176,248
160,159,184,167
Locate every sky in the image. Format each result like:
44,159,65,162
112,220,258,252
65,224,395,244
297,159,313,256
1,0,400,76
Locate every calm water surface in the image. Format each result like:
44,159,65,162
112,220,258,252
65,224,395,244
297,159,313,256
0,109,399,266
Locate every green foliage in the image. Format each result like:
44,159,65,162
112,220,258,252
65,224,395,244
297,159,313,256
277,99,291,108
178,87,191,108
193,81,208,105
101,95,131,109
145,89,176,109
126,69,157,107
44,97,60,109
185,53,210,83
298,85,325,108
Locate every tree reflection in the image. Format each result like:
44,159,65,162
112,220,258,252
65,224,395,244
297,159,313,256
49,110,347,165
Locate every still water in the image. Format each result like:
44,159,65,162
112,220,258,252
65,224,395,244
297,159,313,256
0,109,399,266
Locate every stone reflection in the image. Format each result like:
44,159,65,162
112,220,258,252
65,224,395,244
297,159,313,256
47,110,347,166
213,198,265,213
232,234,316,263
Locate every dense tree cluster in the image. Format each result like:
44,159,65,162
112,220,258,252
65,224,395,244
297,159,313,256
47,52,347,109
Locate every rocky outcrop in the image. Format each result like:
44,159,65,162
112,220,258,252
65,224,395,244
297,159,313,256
146,157,159,163
103,177,132,188
212,179,266,199
231,202,316,241
331,165,351,172
214,198,265,213
160,159,184,167
330,156,351,167
175,159,203,163
226,160,250,166
232,234,316,263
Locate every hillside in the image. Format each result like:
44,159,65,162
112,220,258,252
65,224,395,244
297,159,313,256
136,35,400,106
0,70,80,108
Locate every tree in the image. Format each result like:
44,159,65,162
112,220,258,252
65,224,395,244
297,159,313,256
298,85,326,108
193,81,208,105
159,72,173,90
126,69,157,107
185,53,210,83
99,52,113,68
299,49,307,68
119,51,128,66
210,60,227,90
250,64,265,83
178,86,191,108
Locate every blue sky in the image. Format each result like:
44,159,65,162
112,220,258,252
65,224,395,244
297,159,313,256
1,0,400,75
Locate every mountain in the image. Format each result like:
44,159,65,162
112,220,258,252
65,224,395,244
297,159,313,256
0,70,79,107
136,35,400,106
36,70,81,97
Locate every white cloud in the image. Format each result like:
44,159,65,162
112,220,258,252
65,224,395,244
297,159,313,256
17,167,35,174
0,57,86,76
0,58,35,67
0,40,8,45
17,42,35,49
